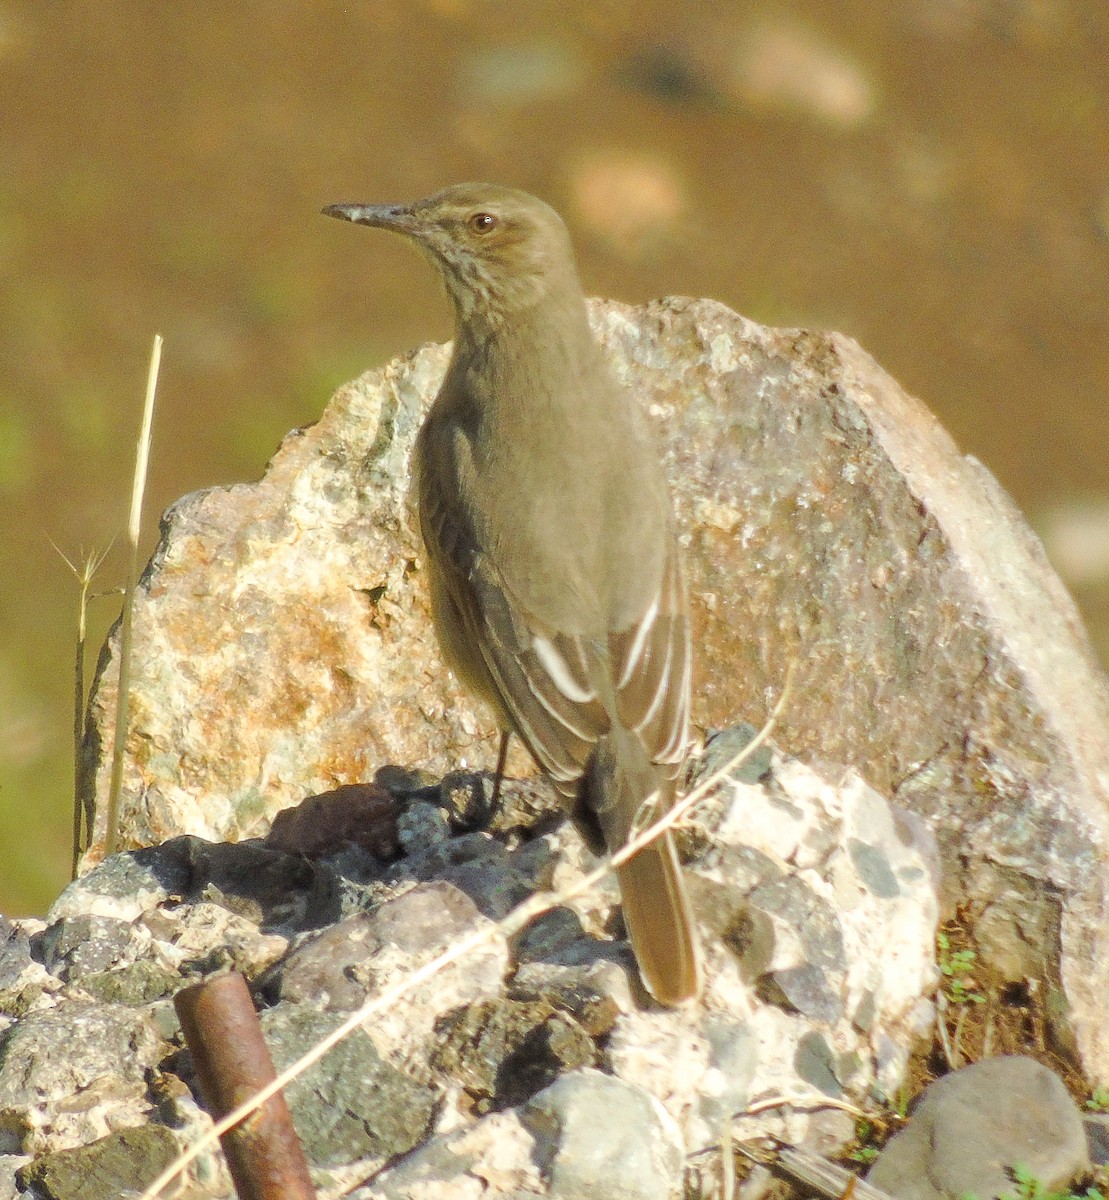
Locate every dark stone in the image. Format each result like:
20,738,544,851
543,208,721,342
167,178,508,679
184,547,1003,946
266,783,400,860
514,908,591,964
868,1056,1088,1200
749,876,845,972
432,998,595,1112
692,725,773,786
260,913,378,1011
179,837,321,930
261,1005,436,1166
794,1031,843,1098
38,915,134,979
699,1018,758,1127
852,989,878,1034
16,1124,180,1200
78,961,181,1005
848,839,900,899
722,904,776,983
757,963,843,1024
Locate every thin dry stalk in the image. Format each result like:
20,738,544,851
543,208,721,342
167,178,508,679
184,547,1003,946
106,334,162,857
719,1114,735,1200
51,540,112,876
137,669,794,1200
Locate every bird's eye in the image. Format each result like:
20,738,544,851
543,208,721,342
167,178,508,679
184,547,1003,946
469,212,498,234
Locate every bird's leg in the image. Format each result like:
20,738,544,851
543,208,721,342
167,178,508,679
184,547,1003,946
490,730,511,808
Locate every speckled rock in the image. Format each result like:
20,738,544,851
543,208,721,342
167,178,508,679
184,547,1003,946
259,1005,437,1169
0,1002,169,1154
263,880,510,1064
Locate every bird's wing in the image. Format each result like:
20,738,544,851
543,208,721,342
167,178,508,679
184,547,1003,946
417,442,607,792
465,556,610,792
607,545,692,776
417,422,689,791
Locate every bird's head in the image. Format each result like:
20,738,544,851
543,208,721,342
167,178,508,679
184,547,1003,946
324,183,582,321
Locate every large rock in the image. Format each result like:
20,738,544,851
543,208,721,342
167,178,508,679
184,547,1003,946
80,297,1109,1076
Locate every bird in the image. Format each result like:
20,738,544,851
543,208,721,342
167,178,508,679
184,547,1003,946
323,183,702,1005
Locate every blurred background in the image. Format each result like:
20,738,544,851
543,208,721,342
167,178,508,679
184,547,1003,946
1,1,1107,915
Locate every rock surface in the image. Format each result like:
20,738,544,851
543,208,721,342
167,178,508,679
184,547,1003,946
78,298,1109,1078
2,744,937,1197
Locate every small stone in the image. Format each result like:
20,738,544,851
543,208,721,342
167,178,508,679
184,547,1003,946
432,998,596,1111
749,876,846,973
867,1056,1089,1200
852,989,878,1034
698,1017,758,1128
15,1125,180,1200
38,915,136,980
522,1070,683,1200
397,800,452,852
722,903,776,983
757,963,843,1024
360,1108,542,1199
77,961,180,1006
260,914,379,1011
266,783,400,860
693,725,773,786
848,839,900,899
794,1031,843,1098
262,1005,436,1167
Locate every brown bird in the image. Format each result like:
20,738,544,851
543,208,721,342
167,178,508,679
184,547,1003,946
323,183,702,1004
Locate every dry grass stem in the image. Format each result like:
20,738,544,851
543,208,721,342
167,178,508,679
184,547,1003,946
106,333,162,857
51,540,112,875
137,668,794,1200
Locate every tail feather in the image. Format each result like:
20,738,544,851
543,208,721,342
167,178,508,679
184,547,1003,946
584,731,703,1005
617,833,702,1004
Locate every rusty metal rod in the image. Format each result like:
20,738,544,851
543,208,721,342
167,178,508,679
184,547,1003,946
175,972,316,1200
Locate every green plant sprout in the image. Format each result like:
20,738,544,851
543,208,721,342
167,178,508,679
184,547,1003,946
937,931,986,1005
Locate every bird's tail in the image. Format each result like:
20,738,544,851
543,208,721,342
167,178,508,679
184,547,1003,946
617,828,702,1005
585,735,703,1005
